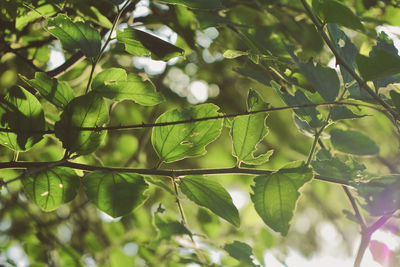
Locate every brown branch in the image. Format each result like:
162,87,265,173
0,160,356,186
0,101,383,135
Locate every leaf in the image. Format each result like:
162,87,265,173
327,24,359,84
46,14,101,58
22,167,80,211
330,129,379,155
151,103,223,162
54,93,109,155
179,175,240,227
155,0,224,9
313,0,364,31
231,89,273,165
224,241,258,267
250,162,313,235
223,49,248,59
77,5,113,29
272,81,324,128
92,68,164,105
154,212,191,241
0,86,45,151
19,72,75,109
356,49,400,81
16,4,57,30
330,106,366,121
117,28,184,60
312,151,366,181
390,90,400,112
286,46,340,101
372,32,400,90
83,171,148,218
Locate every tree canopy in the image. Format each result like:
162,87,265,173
1,0,400,266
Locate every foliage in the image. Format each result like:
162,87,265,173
1,0,400,266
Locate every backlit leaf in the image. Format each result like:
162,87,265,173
151,104,223,162
231,89,273,165
286,46,340,102
330,129,379,155
22,167,80,211
224,241,258,267
251,162,313,235
272,81,324,128
179,175,240,227
20,72,75,109
117,28,184,60
155,0,224,9
83,171,148,218
330,106,366,121
313,0,364,31
46,14,101,58
92,68,164,105
0,86,45,151
356,49,400,81
55,93,109,155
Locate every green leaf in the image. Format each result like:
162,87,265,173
46,14,101,58
223,49,248,59
117,28,184,60
356,49,400,81
77,5,113,29
286,47,340,101
22,167,80,211
371,32,400,90
224,241,258,267
154,212,191,241
151,104,223,162
16,4,57,30
272,81,324,128
312,150,366,181
83,171,148,218
55,93,109,155
390,90,400,112
330,106,366,121
19,72,75,109
155,0,224,9
251,162,313,235
0,86,45,151
330,129,379,155
92,68,164,105
179,175,240,227
327,24,358,84
231,89,273,165
313,0,364,31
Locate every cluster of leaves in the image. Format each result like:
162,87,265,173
1,0,400,266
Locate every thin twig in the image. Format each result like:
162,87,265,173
343,186,367,231
0,160,358,186
0,101,383,135
2,156,78,185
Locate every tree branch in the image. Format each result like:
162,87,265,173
0,160,356,186
0,101,383,135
